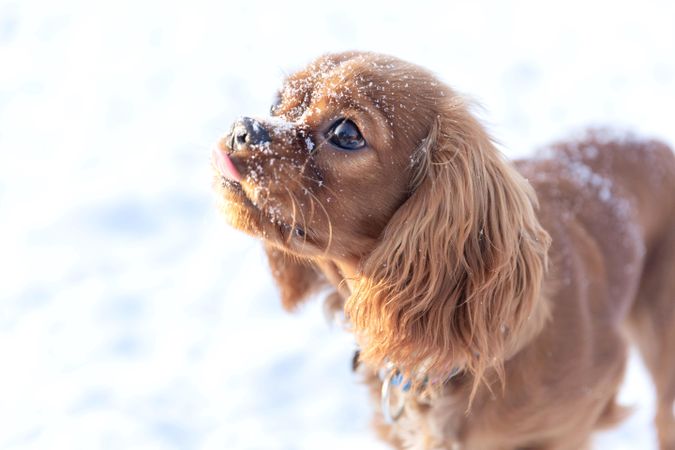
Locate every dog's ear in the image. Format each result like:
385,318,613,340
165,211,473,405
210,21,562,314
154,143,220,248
264,244,326,311
345,102,551,389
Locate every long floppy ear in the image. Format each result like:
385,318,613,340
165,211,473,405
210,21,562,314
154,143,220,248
264,244,327,311
345,102,551,389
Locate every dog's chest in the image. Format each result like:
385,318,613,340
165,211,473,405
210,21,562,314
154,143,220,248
362,369,469,450
390,394,466,450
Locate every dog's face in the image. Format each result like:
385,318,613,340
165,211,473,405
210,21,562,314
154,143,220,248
213,52,446,262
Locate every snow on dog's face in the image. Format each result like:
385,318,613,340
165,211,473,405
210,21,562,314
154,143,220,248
213,52,444,262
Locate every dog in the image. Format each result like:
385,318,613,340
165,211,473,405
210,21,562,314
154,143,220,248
212,51,675,449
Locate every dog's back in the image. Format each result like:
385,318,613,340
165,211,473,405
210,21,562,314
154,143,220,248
518,130,675,449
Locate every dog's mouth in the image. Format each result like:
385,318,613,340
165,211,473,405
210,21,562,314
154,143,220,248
211,146,257,206
214,170,256,211
212,141,314,247
212,149,289,233
212,146,242,182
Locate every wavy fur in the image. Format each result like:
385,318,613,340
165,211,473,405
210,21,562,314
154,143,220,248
346,102,551,394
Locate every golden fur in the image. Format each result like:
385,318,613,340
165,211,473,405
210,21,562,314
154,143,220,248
213,52,675,449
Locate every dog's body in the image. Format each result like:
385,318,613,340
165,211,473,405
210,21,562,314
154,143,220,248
363,133,675,449
213,52,675,449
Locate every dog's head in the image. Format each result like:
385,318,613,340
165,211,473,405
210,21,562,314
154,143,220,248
214,52,550,384
214,52,443,262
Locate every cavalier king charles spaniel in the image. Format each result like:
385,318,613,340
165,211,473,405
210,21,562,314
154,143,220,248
212,52,675,450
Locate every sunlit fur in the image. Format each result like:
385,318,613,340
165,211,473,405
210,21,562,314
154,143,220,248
346,108,551,397
215,52,675,449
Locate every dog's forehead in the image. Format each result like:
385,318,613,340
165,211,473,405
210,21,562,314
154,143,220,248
283,54,407,103
274,53,446,142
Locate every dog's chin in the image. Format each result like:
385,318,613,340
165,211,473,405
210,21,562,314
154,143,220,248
214,174,265,235
213,173,291,244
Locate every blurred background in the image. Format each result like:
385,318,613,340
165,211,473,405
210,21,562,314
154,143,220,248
1,0,674,448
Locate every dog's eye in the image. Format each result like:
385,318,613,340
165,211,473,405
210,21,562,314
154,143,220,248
327,119,366,150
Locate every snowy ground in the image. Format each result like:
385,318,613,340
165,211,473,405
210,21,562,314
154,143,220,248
1,0,674,448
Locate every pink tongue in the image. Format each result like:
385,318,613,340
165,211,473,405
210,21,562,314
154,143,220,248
212,147,242,182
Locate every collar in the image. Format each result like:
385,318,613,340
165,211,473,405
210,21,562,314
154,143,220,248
352,350,461,423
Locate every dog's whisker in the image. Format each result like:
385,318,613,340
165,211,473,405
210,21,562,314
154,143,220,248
306,189,334,253
298,173,342,207
282,186,299,243
289,178,334,255
307,132,335,155
286,179,315,247
284,185,308,245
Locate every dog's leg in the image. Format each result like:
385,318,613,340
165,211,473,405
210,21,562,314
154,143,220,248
628,226,675,450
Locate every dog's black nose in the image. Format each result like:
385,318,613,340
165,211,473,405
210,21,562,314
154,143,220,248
228,117,270,152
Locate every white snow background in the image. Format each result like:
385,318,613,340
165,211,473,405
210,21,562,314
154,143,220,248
1,0,674,448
